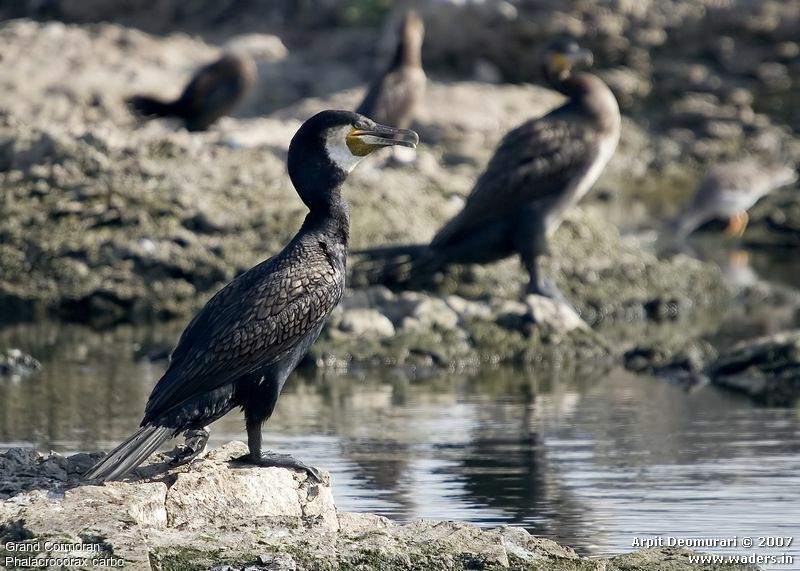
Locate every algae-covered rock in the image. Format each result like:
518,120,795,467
0,18,765,373
707,330,800,405
0,20,731,332
349,205,731,336
624,338,717,379
308,284,617,369
608,548,759,570
747,187,800,248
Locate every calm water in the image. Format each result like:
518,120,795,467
1,319,799,568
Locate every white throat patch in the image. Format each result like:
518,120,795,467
325,125,362,173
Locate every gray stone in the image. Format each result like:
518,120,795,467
401,296,460,332
524,294,589,333
338,286,396,311
337,308,396,338
445,294,492,321
707,331,800,406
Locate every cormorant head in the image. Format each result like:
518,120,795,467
390,10,424,68
288,110,419,211
401,10,425,49
542,37,593,84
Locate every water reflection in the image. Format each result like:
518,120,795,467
1,322,800,563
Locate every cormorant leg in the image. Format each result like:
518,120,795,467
523,255,569,302
725,211,749,238
728,249,750,270
169,427,210,466
234,422,323,482
524,256,548,296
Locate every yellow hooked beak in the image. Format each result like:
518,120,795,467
346,124,419,157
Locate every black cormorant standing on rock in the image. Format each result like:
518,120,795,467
356,10,426,130
670,160,797,240
128,52,257,131
356,38,620,297
85,111,418,482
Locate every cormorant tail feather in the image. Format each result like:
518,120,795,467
84,425,175,482
351,243,444,287
127,95,180,119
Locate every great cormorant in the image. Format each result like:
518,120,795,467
85,111,418,482
356,10,426,129
356,38,620,297
128,52,257,132
671,160,797,240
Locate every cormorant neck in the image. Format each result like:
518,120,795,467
293,175,350,247
543,66,582,97
288,144,347,208
304,191,350,246
391,27,422,69
286,123,355,249
543,70,619,131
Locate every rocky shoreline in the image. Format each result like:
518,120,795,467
0,5,799,569
0,442,759,571
0,6,798,405
0,13,794,313
0,19,733,362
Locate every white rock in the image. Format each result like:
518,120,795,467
524,295,588,332
445,295,492,321
401,297,460,331
338,308,396,337
224,33,288,61
165,442,338,531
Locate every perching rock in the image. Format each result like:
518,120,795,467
0,442,756,571
707,330,800,405
161,444,338,531
523,294,588,333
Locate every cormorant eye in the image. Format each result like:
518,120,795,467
354,120,370,130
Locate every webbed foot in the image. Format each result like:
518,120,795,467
724,211,749,239
233,451,323,482
168,427,210,466
526,276,571,307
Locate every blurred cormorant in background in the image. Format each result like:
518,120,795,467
670,160,797,240
356,10,426,130
128,52,257,131
356,38,620,298
85,111,418,481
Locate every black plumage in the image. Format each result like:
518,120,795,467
128,52,257,131
85,110,418,482
356,10,426,129
356,38,620,297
